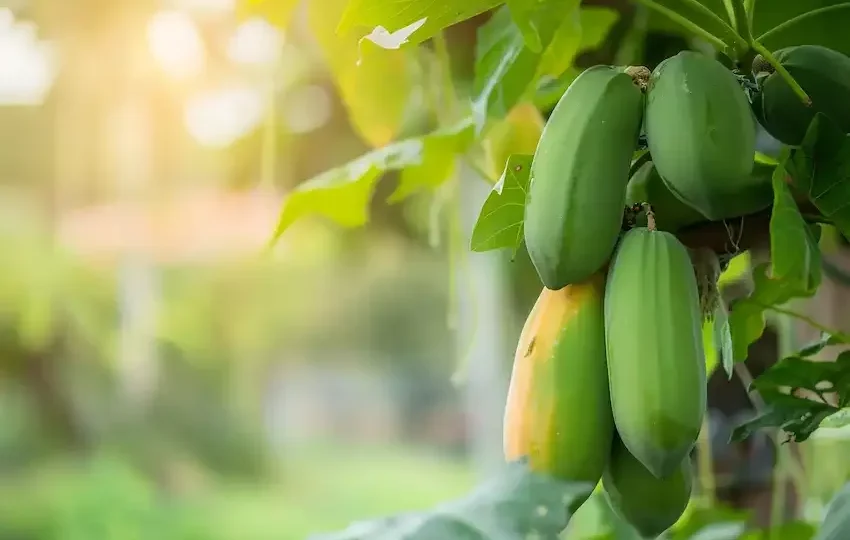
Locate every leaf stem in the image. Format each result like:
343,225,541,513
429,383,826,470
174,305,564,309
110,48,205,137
762,304,839,336
631,0,731,51
730,0,753,44
752,41,812,106
757,3,850,45
745,0,756,28
696,418,717,507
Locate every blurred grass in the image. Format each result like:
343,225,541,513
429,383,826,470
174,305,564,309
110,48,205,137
0,443,476,540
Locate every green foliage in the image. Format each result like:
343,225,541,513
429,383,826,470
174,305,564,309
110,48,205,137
469,154,531,256
755,3,850,56
306,461,594,540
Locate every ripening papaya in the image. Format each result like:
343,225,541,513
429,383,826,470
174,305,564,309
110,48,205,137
602,436,693,539
504,271,614,493
604,227,707,479
645,51,758,221
524,65,645,290
753,45,850,146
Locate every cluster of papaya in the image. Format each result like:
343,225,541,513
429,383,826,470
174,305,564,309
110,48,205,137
504,43,850,537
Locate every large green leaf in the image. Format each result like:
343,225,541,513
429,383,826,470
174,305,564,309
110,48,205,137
815,481,850,540
757,3,850,56
236,0,300,28
269,120,474,243
728,163,823,362
336,0,503,45
307,461,595,540
472,3,618,120
787,114,850,242
309,0,416,148
470,154,532,255
752,1,850,52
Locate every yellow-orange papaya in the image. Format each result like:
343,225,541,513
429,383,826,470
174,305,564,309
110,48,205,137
503,271,614,488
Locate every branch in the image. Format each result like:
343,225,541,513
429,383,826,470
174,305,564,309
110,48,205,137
676,200,820,254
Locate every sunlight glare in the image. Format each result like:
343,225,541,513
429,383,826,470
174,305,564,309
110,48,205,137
177,0,236,13
227,17,283,67
0,8,56,105
146,9,206,80
184,85,264,147
283,84,332,134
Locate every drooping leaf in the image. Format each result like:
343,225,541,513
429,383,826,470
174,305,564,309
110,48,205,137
307,461,595,540
727,161,823,362
820,408,850,429
730,388,837,443
472,3,618,121
269,121,475,243
236,0,301,28
308,0,416,148
470,154,532,255
336,0,503,46
815,481,850,540
787,114,850,242
754,2,850,56
731,350,850,443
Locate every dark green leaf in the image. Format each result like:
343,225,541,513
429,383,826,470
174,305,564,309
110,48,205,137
797,332,849,358
751,351,850,400
730,389,837,443
787,114,850,242
755,3,850,57
336,0,503,46
269,120,474,243
728,160,823,362
307,461,595,540
470,154,532,255
472,3,618,120
815,481,850,540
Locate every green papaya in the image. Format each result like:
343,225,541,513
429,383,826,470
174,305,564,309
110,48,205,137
504,271,614,492
603,436,693,539
645,51,757,221
525,65,645,290
753,45,850,146
604,227,707,479
625,161,706,232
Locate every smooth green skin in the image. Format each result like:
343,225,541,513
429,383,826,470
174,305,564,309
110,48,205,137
525,65,644,290
604,228,707,479
626,160,774,231
755,45,850,146
645,51,757,221
603,436,693,539
626,161,706,232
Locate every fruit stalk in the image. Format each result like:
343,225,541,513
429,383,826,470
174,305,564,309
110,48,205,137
752,42,812,106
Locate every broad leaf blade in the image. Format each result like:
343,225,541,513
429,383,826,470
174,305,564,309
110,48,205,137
755,2,850,56
269,123,474,242
337,0,502,46
788,114,850,242
309,0,415,148
470,154,533,255
730,389,837,443
307,461,595,540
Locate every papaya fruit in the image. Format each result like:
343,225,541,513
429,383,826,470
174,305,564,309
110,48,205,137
753,45,850,146
625,161,706,232
604,227,707,479
602,436,693,539
504,271,614,491
645,51,757,221
524,65,645,290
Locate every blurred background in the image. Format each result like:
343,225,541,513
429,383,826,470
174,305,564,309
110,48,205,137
0,1,849,539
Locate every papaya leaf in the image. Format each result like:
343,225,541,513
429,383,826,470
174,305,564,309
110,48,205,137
815,481,850,540
308,0,416,148
820,408,850,429
472,3,618,121
235,0,300,28
728,165,823,362
336,0,503,46
269,120,474,243
730,350,850,443
755,2,850,56
787,114,850,242
470,154,532,256
307,461,595,540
